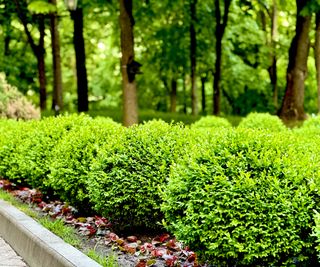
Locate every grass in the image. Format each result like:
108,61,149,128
87,249,119,267
38,217,81,248
0,189,119,267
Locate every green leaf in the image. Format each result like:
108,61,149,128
28,1,56,14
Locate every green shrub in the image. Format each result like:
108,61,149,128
0,73,40,120
88,120,194,231
238,112,286,131
191,116,232,129
301,116,320,130
162,129,319,265
0,114,96,189
47,117,122,209
0,119,29,180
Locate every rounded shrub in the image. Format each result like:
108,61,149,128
238,112,286,131
47,117,122,210
0,73,40,120
88,120,195,231
301,116,320,130
1,114,95,189
162,129,319,266
191,116,232,129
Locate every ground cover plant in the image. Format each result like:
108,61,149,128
1,114,320,265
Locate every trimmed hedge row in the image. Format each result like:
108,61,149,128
0,115,198,231
1,114,320,265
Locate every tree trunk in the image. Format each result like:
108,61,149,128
71,7,89,113
183,73,187,114
201,76,207,114
279,1,311,121
49,0,63,114
170,79,177,113
315,12,320,113
213,0,232,115
190,0,198,116
270,0,278,110
4,28,10,56
119,0,138,126
13,0,47,110
37,15,47,111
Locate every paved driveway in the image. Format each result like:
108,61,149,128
0,236,28,267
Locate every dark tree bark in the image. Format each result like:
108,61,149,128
37,16,47,111
315,12,320,113
279,1,311,121
268,0,278,110
4,23,11,56
201,76,207,114
170,79,177,113
13,0,47,110
213,0,232,115
70,7,89,112
49,0,63,114
259,0,278,110
3,2,11,57
190,0,198,116
183,73,187,114
119,0,138,126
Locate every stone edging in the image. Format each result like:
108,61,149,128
0,199,101,267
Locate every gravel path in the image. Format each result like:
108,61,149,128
0,236,28,267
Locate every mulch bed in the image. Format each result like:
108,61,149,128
0,179,203,267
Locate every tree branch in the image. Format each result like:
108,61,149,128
13,0,38,55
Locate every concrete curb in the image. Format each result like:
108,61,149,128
0,199,101,267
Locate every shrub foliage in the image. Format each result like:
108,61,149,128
162,129,319,265
88,120,193,231
1,114,320,265
191,116,232,129
238,112,286,131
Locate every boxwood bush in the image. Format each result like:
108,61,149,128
47,117,122,210
191,116,232,129
238,112,286,131
88,120,196,231
0,114,96,189
0,119,29,180
301,116,320,130
162,129,319,266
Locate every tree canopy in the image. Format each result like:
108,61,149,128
0,0,320,123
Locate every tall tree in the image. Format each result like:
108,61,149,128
49,0,63,113
190,0,198,115
13,0,47,110
119,0,139,126
267,0,278,110
69,1,89,112
258,0,279,110
315,12,320,113
279,0,311,121
170,79,177,113
201,75,207,114
213,0,232,115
